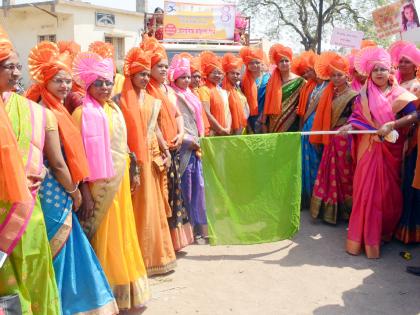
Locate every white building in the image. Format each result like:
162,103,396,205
0,0,148,86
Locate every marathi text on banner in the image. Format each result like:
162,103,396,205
330,27,365,49
163,1,236,41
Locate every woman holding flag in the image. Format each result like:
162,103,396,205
341,47,417,258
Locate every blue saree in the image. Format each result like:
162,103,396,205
39,161,118,315
301,82,327,208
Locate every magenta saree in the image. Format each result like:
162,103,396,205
346,84,417,258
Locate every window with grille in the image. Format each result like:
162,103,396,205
104,36,125,61
38,34,56,43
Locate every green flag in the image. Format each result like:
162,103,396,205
201,133,302,245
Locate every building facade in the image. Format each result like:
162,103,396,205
1,0,146,86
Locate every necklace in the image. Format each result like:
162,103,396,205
334,85,350,97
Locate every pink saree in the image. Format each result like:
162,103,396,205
310,89,357,224
346,84,417,258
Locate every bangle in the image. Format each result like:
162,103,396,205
66,183,79,194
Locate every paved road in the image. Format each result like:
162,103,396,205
132,211,420,315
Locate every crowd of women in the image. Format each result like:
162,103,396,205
0,22,419,314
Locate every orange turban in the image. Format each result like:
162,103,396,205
58,41,81,59
141,36,167,67
314,51,337,80
269,44,293,64
119,47,151,165
0,27,13,63
351,39,377,55
239,46,264,65
200,51,222,77
88,41,114,59
292,50,317,76
28,41,72,84
222,53,242,73
239,47,264,116
264,44,294,115
123,47,151,77
310,52,349,145
27,41,90,182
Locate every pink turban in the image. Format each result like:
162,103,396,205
389,40,420,67
168,55,191,82
354,47,391,76
73,52,114,90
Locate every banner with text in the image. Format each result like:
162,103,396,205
163,1,236,41
330,27,364,48
372,0,420,38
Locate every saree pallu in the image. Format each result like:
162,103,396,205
395,146,420,243
310,91,357,224
131,98,177,275
0,92,60,315
74,103,150,309
247,73,270,133
267,77,305,133
39,161,117,315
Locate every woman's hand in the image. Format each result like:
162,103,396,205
171,133,183,149
163,150,172,170
130,174,140,194
70,188,82,211
78,183,95,221
338,124,352,135
27,166,47,192
377,121,395,137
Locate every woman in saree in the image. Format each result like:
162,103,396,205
197,51,231,136
239,46,270,133
117,47,178,272
388,41,420,244
168,55,208,244
0,28,60,314
340,47,417,258
297,51,328,209
26,41,118,315
142,38,191,250
263,44,305,133
222,53,249,135
377,107,420,275
72,52,150,309
309,53,358,224
179,52,211,137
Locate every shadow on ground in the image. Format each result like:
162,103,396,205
180,210,420,315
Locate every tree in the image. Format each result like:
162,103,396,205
241,0,390,51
